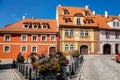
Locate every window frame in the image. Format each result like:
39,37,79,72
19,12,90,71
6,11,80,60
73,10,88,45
21,34,27,41
64,30,69,36
42,24,48,29
23,24,30,28
21,45,27,53
106,31,110,38
41,35,47,42
32,24,39,29
4,34,11,41
70,30,74,36
50,35,56,42
32,35,38,41
31,46,37,53
3,45,10,53
65,44,69,51
76,18,81,25
70,44,74,51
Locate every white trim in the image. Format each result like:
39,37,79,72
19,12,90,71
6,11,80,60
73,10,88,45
3,45,10,53
23,24,30,28
50,35,56,42
41,35,47,42
31,35,38,41
21,45,27,53
4,34,11,41
31,45,38,53
0,43,57,46
21,34,27,41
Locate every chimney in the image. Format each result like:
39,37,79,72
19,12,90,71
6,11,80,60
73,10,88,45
92,11,95,15
58,4,61,6
85,5,88,9
105,11,108,18
32,16,35,19
22,16,26,19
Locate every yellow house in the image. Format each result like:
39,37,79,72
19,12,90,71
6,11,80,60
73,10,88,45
56,5,99,55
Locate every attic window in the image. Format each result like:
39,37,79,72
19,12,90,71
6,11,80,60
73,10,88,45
76,18,81,25
88,19,93,24
42,24,48,29
84,11,90,16
32,23,39,29
63,9,69,15
64,18,70,23
24,24,29,28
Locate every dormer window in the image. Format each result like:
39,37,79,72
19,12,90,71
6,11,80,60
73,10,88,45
84,11,90,16
63,10,69,15
76,18,81,25
64,18,69,23
113,21,119,27
24,24,29,28
42,24,48,29
32,23,39,29
88,19,93,24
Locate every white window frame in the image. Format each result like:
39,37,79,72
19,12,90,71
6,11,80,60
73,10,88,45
3,45,10,53
32,24,39,29
21,45,27,53
50,35,56,42
76,18,81,25
31,46,37,53
65,30,69,36
4,34,11,41
80,30,89,36
42,24,48,29
65,44,69,51
70,44,74,51
41,35,47,41
32,35,38,41
23,24,30,28
70,30,74,36
21,34,27,41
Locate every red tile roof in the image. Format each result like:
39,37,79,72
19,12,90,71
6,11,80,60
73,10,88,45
0,18,58,33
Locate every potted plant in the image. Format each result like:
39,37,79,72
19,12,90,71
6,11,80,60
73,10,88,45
71,50,80,59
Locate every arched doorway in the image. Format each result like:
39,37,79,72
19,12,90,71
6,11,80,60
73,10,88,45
103,44,111,54
49,47,56,54
80,45,88,55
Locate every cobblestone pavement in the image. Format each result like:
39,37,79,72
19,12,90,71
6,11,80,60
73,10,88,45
0,60,21,80
79,55,120,80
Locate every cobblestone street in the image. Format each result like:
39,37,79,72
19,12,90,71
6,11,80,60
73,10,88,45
80,55,120,80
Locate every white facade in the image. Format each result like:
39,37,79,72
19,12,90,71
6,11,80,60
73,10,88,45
98,19,120,54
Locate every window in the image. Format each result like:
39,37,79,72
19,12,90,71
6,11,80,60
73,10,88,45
80,30,89,36
41,35,47,41
76,18,80,24
85,11,89,16
33,24,38,29
65,30,69,36
64,18,69,23
4,34,11,41
23,24,29,28
117,22,119,27
80,30,84,36
113,22,116,26
115,32,119,39
70,44,74,51
50,35,56,42
63,10,69,15
32,35,38,41
42,24,48,29
65,44,69,51
88,19,92,24
31,46,37,53
106,31,110,38
21,35,27,41
21,46,27,53
4,45,10,53
70,30,74,36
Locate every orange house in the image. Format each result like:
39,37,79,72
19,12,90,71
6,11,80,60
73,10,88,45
0,18,58,59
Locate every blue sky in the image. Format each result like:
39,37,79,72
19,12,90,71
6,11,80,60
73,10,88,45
0,0,120,28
